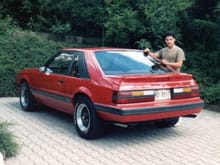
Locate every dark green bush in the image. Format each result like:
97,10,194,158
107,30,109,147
0,32,67,96
182,49,220,105
202,82,220,104
0,16,18,35
0,122,19,158
184,50,220,82
0,17,78,96
183,68,220,105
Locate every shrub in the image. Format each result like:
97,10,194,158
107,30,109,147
0,32,66,96
0,122,19,158
201,82,220,105
1,14,91,97
183,68,220,105
184,50,219,82
0,17,77,96
0,16,19,35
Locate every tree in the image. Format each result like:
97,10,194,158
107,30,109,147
140,0,193,48
104,0,141,46
103,0,193,48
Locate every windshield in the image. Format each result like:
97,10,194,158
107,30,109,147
95,50,170,75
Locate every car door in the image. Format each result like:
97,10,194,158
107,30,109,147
35,51,76,112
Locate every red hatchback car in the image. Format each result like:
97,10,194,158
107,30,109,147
15,48,204,139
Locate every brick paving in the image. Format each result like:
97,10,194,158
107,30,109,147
0,97,220,165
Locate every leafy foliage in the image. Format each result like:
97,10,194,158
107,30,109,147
49,24,71,35
0,0,192,47
135,39,152,50
203,82,220,104
0,17,71,96
104,0,141,46
142,0,192,47
0,15,18,34
0,122,19,158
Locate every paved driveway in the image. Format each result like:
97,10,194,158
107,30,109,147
0,97,220,165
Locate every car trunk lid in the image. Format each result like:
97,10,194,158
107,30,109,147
108,73,199,104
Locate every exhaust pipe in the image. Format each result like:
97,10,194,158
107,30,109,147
113,123,128,128
182,114,197,118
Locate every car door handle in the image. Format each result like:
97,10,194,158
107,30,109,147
58,79,64,84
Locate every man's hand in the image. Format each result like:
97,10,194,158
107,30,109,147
161,59,183,71
144,48,151,55
161,59,169,65
144,48,159,58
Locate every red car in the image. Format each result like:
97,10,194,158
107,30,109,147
15,48,204,139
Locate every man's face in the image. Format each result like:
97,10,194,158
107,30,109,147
165,36,175,48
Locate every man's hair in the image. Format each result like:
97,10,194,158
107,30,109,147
163,31,175,40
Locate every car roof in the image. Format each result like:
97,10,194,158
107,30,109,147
63,47,138,52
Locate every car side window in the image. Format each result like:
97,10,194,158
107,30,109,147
48,52,74,75
69,52,89,79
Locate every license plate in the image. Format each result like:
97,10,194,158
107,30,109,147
155,89,171,101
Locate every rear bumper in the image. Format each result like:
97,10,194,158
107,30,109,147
95,101,204,123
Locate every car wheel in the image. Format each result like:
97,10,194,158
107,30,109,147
19,82,35,111
155,117,180,128
74,97,104,139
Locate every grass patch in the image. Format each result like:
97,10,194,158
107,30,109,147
0,122,19,158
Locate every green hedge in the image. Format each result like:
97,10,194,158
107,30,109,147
187,70,220,105
0,33,66,96
0,17,75,96
183,49,220,105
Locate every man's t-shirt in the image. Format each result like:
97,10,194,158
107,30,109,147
158,45,185,71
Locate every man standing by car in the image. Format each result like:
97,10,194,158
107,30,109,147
144,31,185,72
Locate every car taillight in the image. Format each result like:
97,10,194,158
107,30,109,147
112,90,154,104
172,86,200,99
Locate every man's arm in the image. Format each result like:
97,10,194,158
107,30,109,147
161,59,183,70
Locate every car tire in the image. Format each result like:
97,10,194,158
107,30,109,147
155,117,180,128
74,96,104,139
19,82,35,111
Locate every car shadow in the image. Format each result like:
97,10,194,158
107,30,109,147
102,122,182,140
10,100,184,142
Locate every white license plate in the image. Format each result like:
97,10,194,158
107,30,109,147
155,89,171,101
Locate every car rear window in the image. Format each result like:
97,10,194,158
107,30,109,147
95,50,169,75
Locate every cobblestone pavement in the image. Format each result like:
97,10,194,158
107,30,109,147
0,97,220,165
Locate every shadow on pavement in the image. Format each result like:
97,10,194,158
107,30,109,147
9,100,183,142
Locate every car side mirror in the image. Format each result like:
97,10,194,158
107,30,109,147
39,66,46,72
39,66,53,74
39,66,53,75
